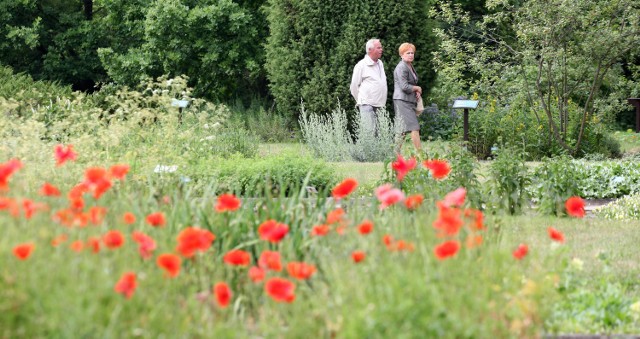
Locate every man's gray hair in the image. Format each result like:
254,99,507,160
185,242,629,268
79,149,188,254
365,39,379,53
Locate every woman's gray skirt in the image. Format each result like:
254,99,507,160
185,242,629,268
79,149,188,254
394,99,420,133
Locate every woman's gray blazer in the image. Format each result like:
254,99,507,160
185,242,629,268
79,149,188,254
392,61,418,103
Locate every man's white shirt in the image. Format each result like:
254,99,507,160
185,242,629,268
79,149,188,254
350,55,388,107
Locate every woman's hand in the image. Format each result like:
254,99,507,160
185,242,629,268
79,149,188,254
413,86,422,96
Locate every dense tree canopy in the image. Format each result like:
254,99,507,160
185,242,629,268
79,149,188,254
1,0,637,139
0,0,268,100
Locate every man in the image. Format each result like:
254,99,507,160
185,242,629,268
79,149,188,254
350,38,387,134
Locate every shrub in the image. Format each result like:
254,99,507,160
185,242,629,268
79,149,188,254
485,145,531,215
418,103,458,141
387,141,484,209
593,193,640,220
529,156,580,216
206,119,260,159
188,152,337,197
299,102,395,162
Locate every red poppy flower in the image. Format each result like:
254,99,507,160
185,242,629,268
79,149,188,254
83,167,112,199
87,237,101,253
132,231,156,259
68,182,89,201
51,234,68,247
264,277,296,303
465,234,483,249
0,197,19,217
54,144,77,166
248,266,266,283
145,212,166,227
395,240,416,252
114,272,137,299
122,212,136,225
258,220,289,243
433,202,463,237
443,187,466,207
326,208,345,224
215,193,241,212
103,230,125,249
0,158,23,191
351,250,366,263
214,282,232,308
331,178,358,199
565,196,585,218
357,220,374,235
434,240,460,260
375,184,405,210
287,262,316,280
335,225,347,235
57,207,81,226
548,227,565,243
404,194,424,210
391,154,417,182
88,206,107,225
464,208,485,230
176,227,215,258
40,182,61,197
70,240,84,252
109,164,130,180
157,253,181,278
382,234,394,247
223,249,251,266
311,224,331,236
512,243,528,260
22,199,47,219
13,242,35,260
259,250,282,271
423,159,451,180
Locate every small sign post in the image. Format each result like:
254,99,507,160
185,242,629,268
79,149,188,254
628,98,640,133
452,99,479,141
171,99,189,124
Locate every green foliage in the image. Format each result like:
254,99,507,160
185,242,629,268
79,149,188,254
0,66,75,108
0,150,570,337
208,120,260,159
430,0,640,158
299,102,395,162
265,0,438,123
576,160,640,199
418,105,458,141
547,256,636,333
98,0,266,102
529,156,580,216
0,0,268,101
486,145,531,215
232,100,298,143
188,152,337,197
594,193,640,220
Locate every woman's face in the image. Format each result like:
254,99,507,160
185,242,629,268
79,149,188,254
401,49,415,63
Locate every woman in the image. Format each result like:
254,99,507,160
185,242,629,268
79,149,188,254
393,42,422,153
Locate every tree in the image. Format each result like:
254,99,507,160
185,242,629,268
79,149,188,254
431,0,640,156
97,0,267,102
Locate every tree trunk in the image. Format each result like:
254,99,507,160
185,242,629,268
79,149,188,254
83,0,93,20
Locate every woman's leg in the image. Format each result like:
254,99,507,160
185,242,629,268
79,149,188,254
395,132,406,154
410,130,421,152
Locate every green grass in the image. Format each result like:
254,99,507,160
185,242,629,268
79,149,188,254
612,130,640,154
3,127,640,337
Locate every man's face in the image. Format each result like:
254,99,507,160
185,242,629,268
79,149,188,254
369,41,383,61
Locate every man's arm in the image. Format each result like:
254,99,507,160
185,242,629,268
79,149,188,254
350,62,361,102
